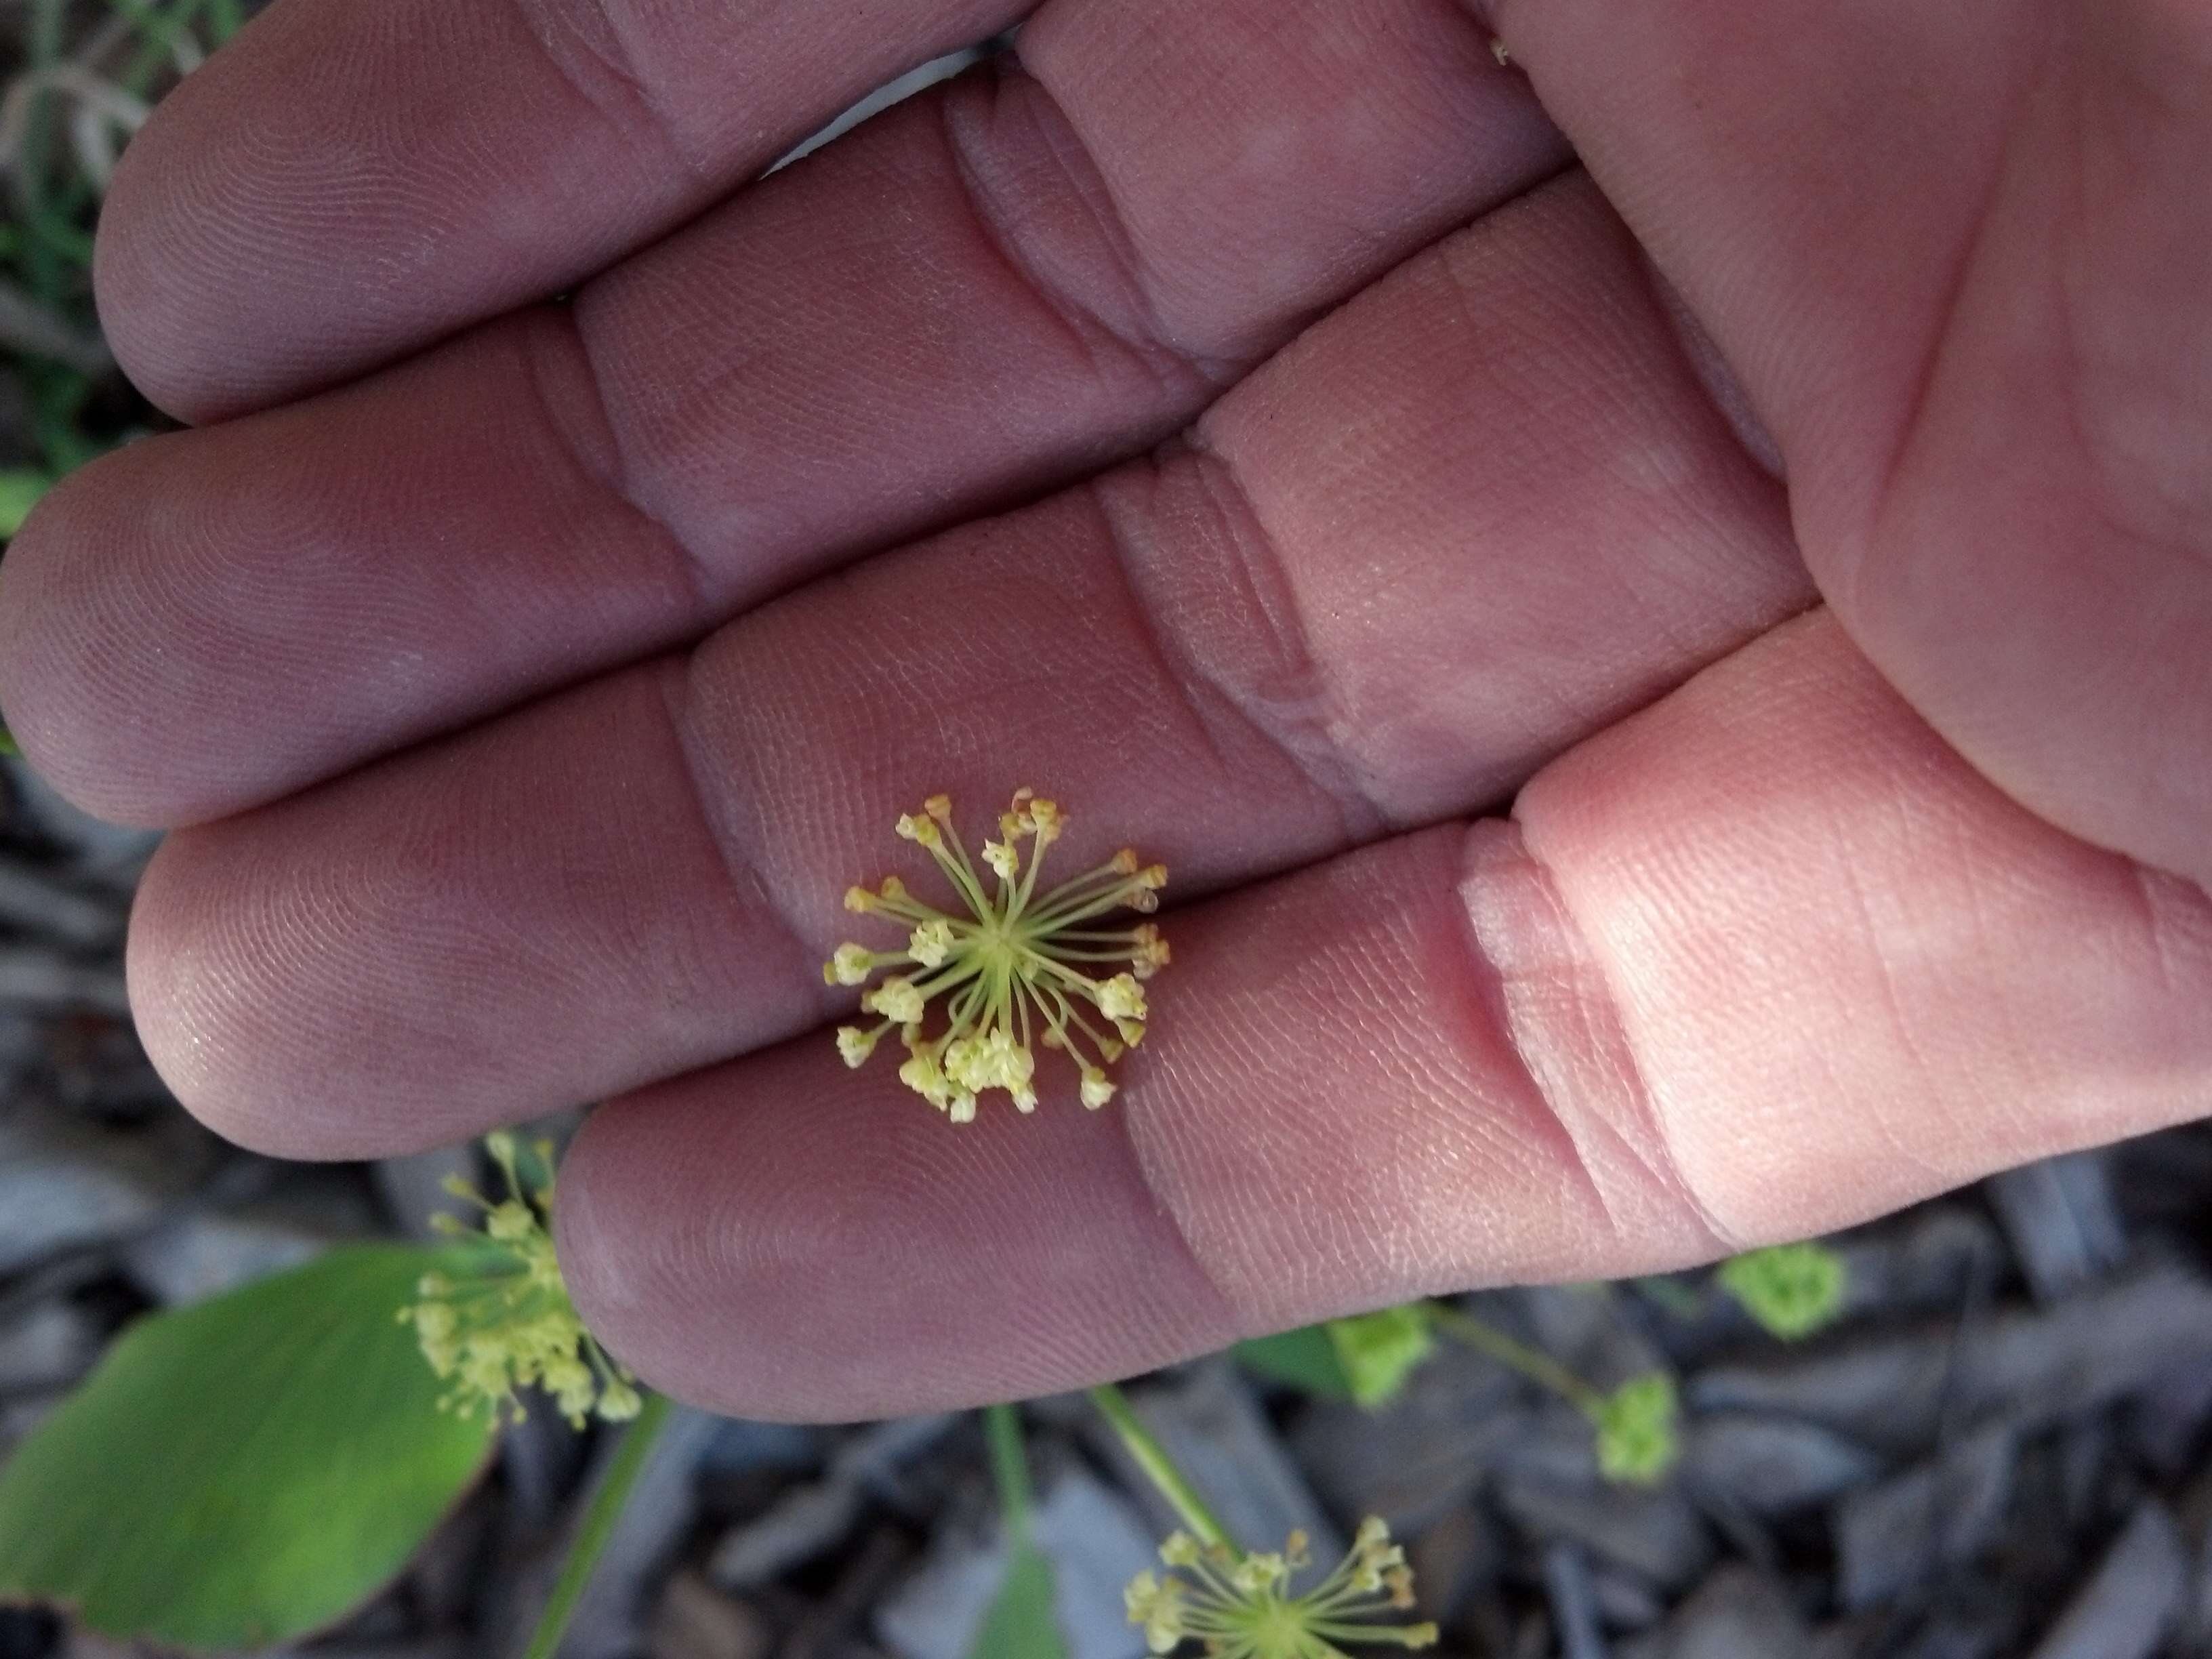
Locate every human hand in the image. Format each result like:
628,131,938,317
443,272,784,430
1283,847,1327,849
1,0,2205,1418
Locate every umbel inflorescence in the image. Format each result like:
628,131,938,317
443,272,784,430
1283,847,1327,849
397,1132,642,1429
827,790,1170,1122
1124,1520,1439,1656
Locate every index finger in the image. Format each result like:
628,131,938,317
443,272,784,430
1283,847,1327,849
95,0,1025,422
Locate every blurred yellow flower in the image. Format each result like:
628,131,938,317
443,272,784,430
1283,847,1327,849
398,1132,640,1429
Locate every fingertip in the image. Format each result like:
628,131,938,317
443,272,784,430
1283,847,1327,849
92,76,287,426
553,1052,1234,1421
125,834,319,1160
94,146,195,424
0,459,182,829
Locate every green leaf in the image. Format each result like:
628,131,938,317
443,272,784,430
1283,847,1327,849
1325,1306,1435,1408
968,1542,1069,1659
0,1244,497,1650
1235,1307,1437,1409
1235,1324,1353,1400
0,468,54,539
1591,1372,1681,1487
1717,1241,1849,1340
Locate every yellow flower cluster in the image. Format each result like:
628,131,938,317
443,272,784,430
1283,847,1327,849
827,791,1170,1122
397,1132,642,1429
1124,1520,1439,1657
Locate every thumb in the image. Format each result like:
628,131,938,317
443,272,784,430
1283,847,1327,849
1488,0,2212,893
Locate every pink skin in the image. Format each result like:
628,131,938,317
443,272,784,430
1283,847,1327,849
0,0,2206,1418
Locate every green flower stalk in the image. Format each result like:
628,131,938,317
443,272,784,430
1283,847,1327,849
1124,1521,1439,1657
827,790,1170,1120
1088,1382,1436,1656
398,1132,641,1429
1426,1301,1681,1486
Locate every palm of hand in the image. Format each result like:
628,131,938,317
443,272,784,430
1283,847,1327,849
0,0,2205,1416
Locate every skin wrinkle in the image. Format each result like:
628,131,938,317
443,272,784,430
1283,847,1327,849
1645,253,1786,478
1860,94,2025,599
653,656,827,1016
563,1021,1243,1414
1081,477,1247,790
1111,1085,1250,1344
1110,446,1389,842
560,75,1210,588
1451,827,1663,1247
505,0,702,182
135,670,793,1157
1943,793,2041,1151
516,310,716,627
2127,863,2190,1002
1506,1,2211,904
1462,816,1742,1254
939,64,1213,398
936,75,1147,390
2061,35,2212,583
1006,46,1232,380
1826,838,1962,1196
1401,839,1608,1262
2077,32,2212,552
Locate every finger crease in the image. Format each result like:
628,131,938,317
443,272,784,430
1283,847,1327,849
937,62,1231,401
506,0,708,180
653,657,824,1005
1085,466,1385,853
1460,819,1745,1255
521,306,717,628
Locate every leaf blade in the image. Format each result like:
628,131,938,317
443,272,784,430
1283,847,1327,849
968,1542,1069,1659
0,1243,496,1649
1234,1324,1354,1400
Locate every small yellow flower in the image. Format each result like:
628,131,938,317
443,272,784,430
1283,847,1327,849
824,943,876,986
1124,1519,1439,1656
908,918,957,968
1097,973,1147,1023
1132,924,1172,980
825,790,1170,1121
1126,1571,1190,1655
397,1132,642,1429
863,976,927,1024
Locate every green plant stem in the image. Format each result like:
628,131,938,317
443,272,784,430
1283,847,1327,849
522,1392,670,1659
1425,1303,1606,1418
18,0,68,306
115,0,209,96
984,1403,1033,1540
1085,1382,1236,1555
